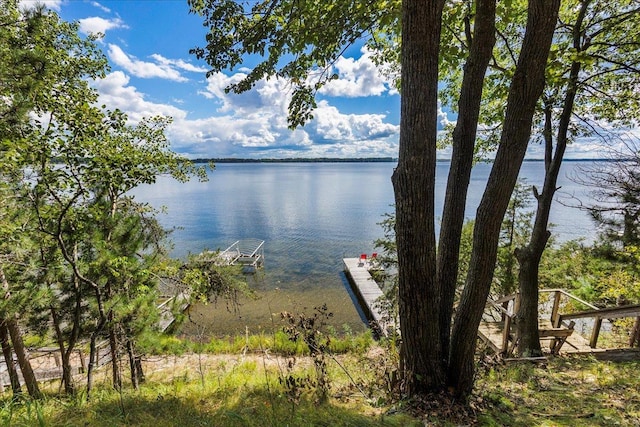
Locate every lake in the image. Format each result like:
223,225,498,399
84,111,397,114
131,160,597,337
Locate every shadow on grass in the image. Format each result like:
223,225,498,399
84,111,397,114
40,387,420,427
476,358,640,426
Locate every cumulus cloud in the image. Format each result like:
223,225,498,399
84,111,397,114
107,44,188,82
167,114,314,158
313,101,398,142
199,72,290,118
437,101,453,130
319,47,394,98
91,54,400,158
184,47,403,156
79,16,127,36
179,71,400,158
93,71,186,123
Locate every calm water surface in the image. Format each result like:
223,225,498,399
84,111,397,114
131,161,595,336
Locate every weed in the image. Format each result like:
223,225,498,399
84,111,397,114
280,304,333,404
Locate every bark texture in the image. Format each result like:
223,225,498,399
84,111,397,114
1,267,41,398
448,0,561,397
391,0,446,393
0,318,22,395
437,0,496,359
6,318,41,398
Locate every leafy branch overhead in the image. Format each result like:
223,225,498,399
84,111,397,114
188,0,400,128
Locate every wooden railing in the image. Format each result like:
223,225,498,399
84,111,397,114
485,289,640,355
559,302,640,348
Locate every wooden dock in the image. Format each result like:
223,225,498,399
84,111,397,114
343,258,394,337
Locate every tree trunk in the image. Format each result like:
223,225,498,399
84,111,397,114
448,0,560,398
6,318,42,399
391,0,445,394
51,306,74,394
135,355,145,385
630,317,640,347
87,334,97,401
87,290,108,401
1,267,41,398
127,339,144,389
437,0,496,359
515,245,545,355
515,0,591,357
0,318,22,395
109,323,122,391
51,304,78,394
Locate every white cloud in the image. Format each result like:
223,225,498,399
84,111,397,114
313,101,398,142
93,71,186,123
319,47,393,98
437,101,453,129
149,54,208,74
165,111,316,158
199,72,290,118
174,71,400,158
92,65,400,158
91,1,111,13
107,44,188,82
79,16,127,36
182,46,406,157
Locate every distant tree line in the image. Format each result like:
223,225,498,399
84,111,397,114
194,157,398,163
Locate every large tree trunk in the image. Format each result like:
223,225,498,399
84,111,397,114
0,318,22,395
391,0,445,394
515,0,590,357
437,0,496,359
448,0,560,398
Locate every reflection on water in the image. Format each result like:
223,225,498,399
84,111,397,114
131,161,596,337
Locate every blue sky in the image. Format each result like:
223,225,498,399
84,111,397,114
20,0,409,159
20,1,634,159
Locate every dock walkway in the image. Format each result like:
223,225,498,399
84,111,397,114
343,258,394,336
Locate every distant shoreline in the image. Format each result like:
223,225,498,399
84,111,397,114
193,157,397,163
192,157,615,164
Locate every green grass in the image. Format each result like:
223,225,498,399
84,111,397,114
139,329,375,357
475,356,640,426
1,346,639,426
0,351,418,427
